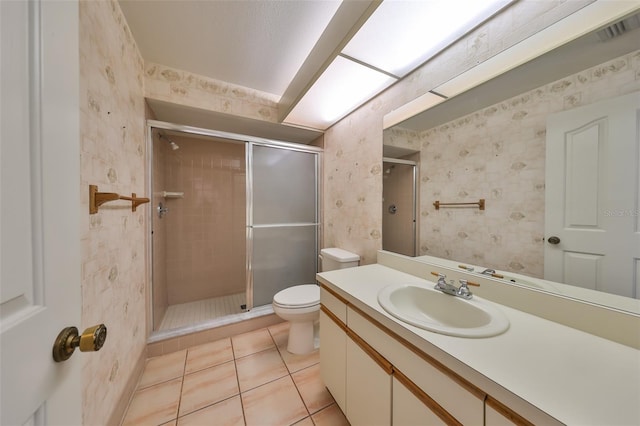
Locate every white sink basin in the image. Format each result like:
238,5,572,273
377,284,509,338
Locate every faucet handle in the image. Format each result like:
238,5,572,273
457,279,480,298
430,272,448,289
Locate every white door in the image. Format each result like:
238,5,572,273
1,1,82,424
545,91,640,298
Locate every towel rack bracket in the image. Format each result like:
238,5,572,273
89,184,150,214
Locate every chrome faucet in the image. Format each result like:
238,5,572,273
480,268,504,279
430,272,479,300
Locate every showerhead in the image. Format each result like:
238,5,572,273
159,133,180,150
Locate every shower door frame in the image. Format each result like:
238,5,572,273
145,119,323,334
382,157,418,257
245,141,321,310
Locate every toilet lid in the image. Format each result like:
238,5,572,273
273,284,320,308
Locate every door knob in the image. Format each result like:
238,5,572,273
547,236,561,244
52,324,107,362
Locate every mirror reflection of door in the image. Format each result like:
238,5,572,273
383,160,417,256
545,91,640,298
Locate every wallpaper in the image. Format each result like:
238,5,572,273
415,50,640,278
322,0,594,265
79,0,147,422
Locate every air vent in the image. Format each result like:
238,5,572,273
597,13,640,41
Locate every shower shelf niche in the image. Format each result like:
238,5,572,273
89,184,150,214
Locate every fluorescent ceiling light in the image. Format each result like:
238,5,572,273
284,0,514,130
383,91,447,129
342,0,513,77
284,55,397,130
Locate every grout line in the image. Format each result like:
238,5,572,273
173,353,188,423
231,340,247,425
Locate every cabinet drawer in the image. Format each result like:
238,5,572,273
347,306,484,425
321,286,347,323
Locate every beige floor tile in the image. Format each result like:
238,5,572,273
231,328,275,358
270,322,320,373
267,321,289,348
242,376,309,426
185,337,234,374
122,378,182,426
138,350,187,389
292,417,314,426
179,361,239,417
160,421,177,426
235,347,289,392
177,395,244,426
279,346,320,373
311,403,350,426
292,364,334,414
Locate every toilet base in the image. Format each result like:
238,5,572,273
286,320,318,355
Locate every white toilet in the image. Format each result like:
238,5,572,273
272,248,360,354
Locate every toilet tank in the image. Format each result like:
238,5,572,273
320,248,360,272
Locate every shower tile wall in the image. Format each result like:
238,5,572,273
161,136,246,306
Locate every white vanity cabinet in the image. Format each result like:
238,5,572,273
320,286,481,425
484,397,536,426
319,290,348,413
320,287,393,425
345,334,392,425
393,376,445,425
320,285,546,426
347,304,485,425
317,261,640,425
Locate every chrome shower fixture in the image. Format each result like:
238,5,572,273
159,133,180,150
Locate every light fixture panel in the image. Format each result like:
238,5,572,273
342,0,513,77
284,56,397,130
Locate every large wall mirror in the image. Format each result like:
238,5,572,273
383,6,640,315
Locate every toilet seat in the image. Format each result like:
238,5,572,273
273,284,319,309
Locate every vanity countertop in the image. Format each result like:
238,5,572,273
317,263,640,426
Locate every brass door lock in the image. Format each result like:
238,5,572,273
52,324,107,362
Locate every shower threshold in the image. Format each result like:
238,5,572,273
149,293,274,343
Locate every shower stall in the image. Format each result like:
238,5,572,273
382,158,417,257
148,121,321,336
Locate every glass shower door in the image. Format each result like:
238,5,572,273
247,144,319,309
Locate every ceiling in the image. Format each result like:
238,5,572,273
118,0,512,139
118,0,342,98
119,0,371,141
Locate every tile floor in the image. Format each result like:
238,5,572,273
122,322,350,425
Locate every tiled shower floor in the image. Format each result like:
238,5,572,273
159,293,246,331
122,322,350,425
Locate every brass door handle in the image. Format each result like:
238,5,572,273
547,236,561,244
52,324,107,362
